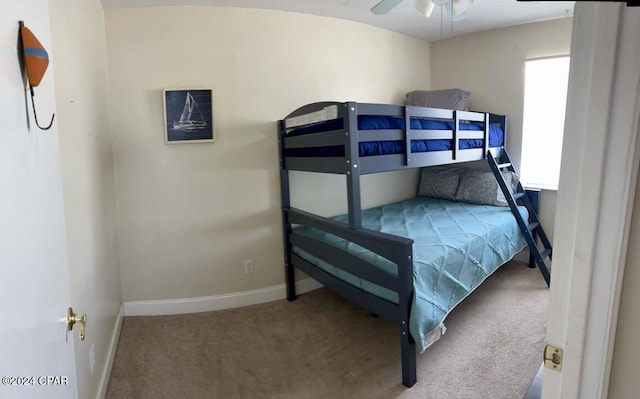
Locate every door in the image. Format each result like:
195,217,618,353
543,3,640,398
0,2,78,398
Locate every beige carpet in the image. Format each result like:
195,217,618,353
106,261,548,399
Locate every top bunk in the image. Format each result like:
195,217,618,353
278,101,507,175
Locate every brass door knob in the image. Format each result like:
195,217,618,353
67,307,87,341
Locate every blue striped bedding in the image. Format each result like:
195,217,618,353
286,115,504,157
291,197,527,352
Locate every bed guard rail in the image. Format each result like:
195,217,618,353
280,102,500,171
284,206,414,321
285,207,413,265
283,206,418,386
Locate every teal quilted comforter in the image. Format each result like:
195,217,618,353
292,197,527,352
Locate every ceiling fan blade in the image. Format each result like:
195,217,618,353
414,0,435,17
452,0,473,15
371,0,404,15
445,0,470,21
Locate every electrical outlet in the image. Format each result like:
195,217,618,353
89,343,96,374
244,259,254,274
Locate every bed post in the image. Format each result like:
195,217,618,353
398,243,417,387
344,102,362,229
483,113,490,157
403,106,412,167
452,110,459,161
278,119,296,301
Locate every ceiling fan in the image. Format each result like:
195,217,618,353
371,0,474,19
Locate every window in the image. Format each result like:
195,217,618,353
520,56,570,190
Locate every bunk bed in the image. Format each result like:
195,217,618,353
278,101,529,388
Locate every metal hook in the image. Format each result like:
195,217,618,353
29,86,55,130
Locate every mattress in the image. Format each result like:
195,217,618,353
285,115,504,157
291,197,527,352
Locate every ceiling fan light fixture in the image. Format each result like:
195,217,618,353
414,0,436,17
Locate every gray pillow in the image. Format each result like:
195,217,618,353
418,166,463,201
455,169,519,206
405,89,471,111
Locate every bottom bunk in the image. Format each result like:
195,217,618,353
291,197,527,353
283,195,529,387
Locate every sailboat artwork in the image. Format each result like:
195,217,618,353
172,92,207,131
163,88,214,143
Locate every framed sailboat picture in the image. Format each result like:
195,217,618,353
162,88,214,143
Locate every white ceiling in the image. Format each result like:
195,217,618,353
101,0,575,42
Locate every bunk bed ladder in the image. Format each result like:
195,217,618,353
487,151,552,287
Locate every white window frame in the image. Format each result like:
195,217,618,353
520,55,570,190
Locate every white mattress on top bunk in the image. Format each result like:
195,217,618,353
285,105,338,129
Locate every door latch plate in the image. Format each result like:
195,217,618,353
544,344,563,371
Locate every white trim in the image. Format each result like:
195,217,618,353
581,13,640,397
524,54,571,63
542,4,640,399
123,278,323,317
96,304,124,399
523,184,558,192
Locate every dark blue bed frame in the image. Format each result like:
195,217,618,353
278,101,508,388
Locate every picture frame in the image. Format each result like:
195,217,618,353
162,88,215,144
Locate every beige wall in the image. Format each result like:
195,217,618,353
104,7,430,301
608,171,640,398
49,1,122,398
430,18,572,243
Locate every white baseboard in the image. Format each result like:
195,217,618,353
97,303,124,399
123,278,323,317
